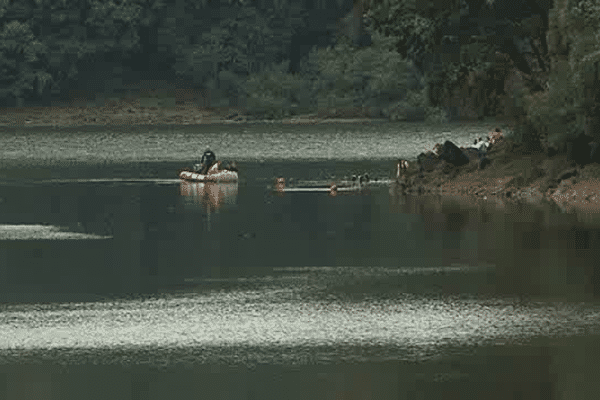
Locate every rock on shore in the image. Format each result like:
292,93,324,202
397,136,600,213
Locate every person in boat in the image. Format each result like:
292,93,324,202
199,147,217,174
224,161,239,172
207,160,222,174
205,160,241,175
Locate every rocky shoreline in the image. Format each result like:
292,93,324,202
394,136,600,215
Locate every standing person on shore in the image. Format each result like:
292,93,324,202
472,137,490,151
396,159,409,179
488,128,504,146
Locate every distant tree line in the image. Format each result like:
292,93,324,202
0,0,599,138
0,0,344,108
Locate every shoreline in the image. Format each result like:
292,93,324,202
2,103,597,215
395,138,600,216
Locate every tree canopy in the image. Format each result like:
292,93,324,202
0,0,598,137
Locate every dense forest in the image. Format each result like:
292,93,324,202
0,0,599,148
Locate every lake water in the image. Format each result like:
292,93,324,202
1,122,600,400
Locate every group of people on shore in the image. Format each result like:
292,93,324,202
396,127,504,178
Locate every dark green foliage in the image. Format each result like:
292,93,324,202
0,20,51,105
0,0,168,104
519,0,600,149
0,0,296,106
0,0,595,133
176,5,275,81
364,0,497,115
239,26,450,122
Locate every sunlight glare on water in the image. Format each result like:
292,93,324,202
0,224,112,240
0,266,598,366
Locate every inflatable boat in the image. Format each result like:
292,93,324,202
179,169,238,182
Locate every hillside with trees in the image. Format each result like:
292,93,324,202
0,0,598,149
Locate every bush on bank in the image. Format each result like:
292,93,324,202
240,30,449,123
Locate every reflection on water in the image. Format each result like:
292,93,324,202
179,180,238,209
179,181,239,232
0,267,598,367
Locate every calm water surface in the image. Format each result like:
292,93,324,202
0,123,599,400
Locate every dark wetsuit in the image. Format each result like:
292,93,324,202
200,150,216,174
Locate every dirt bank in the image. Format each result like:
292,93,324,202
395,138,600,214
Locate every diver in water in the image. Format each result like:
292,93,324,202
359,173,369,185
